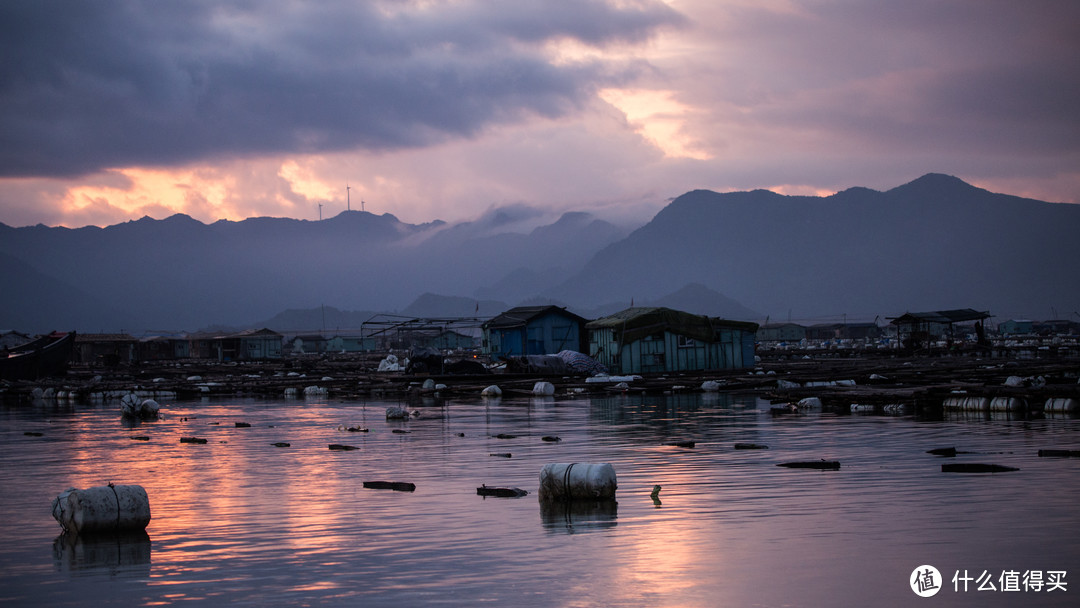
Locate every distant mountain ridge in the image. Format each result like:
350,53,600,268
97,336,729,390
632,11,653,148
545,173,1079,321
1,173,1073,333
0,207,628,332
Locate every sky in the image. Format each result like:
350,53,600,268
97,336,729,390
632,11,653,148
1,0,1077,229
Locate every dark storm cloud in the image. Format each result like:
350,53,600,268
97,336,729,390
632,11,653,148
0,0,683,177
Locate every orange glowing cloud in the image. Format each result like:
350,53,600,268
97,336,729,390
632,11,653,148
599,88,712,160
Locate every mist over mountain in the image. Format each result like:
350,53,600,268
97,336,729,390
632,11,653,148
0,206,627,333
1,174,1073,334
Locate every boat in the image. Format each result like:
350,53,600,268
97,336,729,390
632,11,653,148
0,331,76,381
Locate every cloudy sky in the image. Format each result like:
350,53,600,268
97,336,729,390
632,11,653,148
1,0,1077,228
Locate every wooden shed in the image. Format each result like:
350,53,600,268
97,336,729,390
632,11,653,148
482,305,588,359
586,307,758,375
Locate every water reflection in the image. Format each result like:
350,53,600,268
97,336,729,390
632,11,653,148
539,500,618,533
52,531,151,575
1,392,1078,607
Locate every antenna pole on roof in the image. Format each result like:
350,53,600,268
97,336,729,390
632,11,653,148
346,183,351,212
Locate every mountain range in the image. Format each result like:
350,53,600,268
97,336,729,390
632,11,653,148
1,173,1076,334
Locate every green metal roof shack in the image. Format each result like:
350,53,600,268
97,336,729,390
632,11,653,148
586,307,758,375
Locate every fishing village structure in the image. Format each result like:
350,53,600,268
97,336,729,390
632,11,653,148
481,305,588,359
586,307,758,374
3,304,1079,421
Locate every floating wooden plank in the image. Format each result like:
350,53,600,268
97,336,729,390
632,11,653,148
234,422,251,428
942,463,1019,473
363,481,416,492
1037,449,1080,458
734,443,768,450
490,452,512,458
328,444,359,451
777,461,840,470
665,440,695,448
476,486,528,497
927,447,958,457
180,437,207,444
541,436,561,442
271,442,291,448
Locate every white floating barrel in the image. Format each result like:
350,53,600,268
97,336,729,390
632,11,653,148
1044,398,1079,413
52,484,151,534
943,396,990,411
532,381,555,396
539,463,617,502
990,397,1026,412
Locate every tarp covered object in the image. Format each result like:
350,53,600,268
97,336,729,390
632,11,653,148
52,484,151,534
539,463,617,502
555,350,608,375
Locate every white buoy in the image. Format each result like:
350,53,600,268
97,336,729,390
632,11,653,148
532,381,555,396
52,484,151,534
539,463,617,502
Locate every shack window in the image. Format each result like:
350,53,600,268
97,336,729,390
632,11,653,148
677,335,695,348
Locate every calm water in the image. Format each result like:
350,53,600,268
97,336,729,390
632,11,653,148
1,391,1078,607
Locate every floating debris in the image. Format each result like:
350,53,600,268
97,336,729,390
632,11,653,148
235,422,251,428
734,443,769,450
777,461,840,470
271,442,291,448
665,440,695,448
1037,449,1080,458
493,433,517,439
24,431,44,437
541,435,561,442
363,481,416,492
180,437,208,444
346,426,369,433
927,447,958,457
328,444,359,451
650,485,661,499
131,436,150,441
385,407,409,420
490,453,512,458
392,429,410,434
942,463,1019,473
476,486,528,498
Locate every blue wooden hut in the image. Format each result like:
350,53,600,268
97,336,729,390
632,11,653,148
586,307,758,374
482,305,588,359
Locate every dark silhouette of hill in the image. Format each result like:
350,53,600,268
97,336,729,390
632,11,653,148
546,174,1078,320
2,174,1072,333
0,208,623,332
